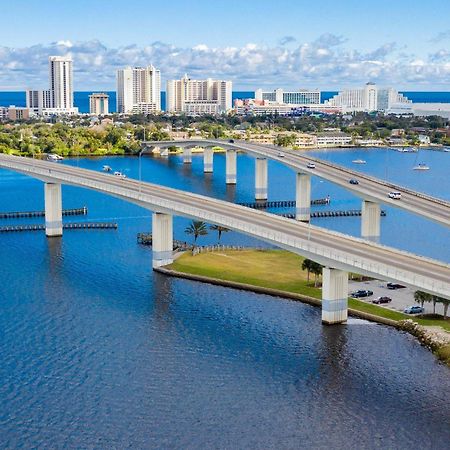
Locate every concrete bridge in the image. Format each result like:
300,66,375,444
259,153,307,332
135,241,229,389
0,153,449,326
142,139,450,241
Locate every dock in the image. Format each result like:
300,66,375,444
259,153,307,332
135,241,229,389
0,222,117,232
0,206,88,219
238,197,331,209
280,209,386,219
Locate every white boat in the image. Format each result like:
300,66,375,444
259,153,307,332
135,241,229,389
352,159,366,164
113,171,127,179
47,153,63,161
161,149,169,156
413,163,430,170
102,165,112,172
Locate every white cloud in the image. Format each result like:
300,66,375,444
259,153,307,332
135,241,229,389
0,35,449,90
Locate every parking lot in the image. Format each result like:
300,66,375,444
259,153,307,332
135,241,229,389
348,279,447,316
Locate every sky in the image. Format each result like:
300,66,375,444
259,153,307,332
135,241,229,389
1,0,450,91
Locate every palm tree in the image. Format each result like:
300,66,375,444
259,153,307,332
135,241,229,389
209,224,230,243
414,290,432,308
185,220,208,244
301,259,314,282
310,261,324,287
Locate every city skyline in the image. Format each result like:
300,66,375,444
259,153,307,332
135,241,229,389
1,0,450,90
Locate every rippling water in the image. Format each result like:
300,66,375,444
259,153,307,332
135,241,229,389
0,149,449,448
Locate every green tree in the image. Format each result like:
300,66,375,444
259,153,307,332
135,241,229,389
209,224,230,243
310,260,324,287
185,220,208,244
414,290,432,308
301,258,314,282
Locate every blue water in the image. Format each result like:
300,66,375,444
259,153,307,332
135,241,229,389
1,91,449,113
0,149,449,448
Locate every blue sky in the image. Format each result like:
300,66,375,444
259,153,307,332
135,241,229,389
1,0,450,90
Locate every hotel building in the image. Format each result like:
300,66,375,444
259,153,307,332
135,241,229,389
324,82,412,113
26,56,78,116
89,93,109,115
166,74,232,115
255,88,321,105
116,65,161,114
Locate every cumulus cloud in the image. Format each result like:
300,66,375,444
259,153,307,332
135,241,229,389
0,35,449,90
279,36,296,46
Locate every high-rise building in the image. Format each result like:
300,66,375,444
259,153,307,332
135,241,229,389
89,93,109,115
116,65,161,114
254,88,321,105
324,82,412,113
26,56,78,115
166,74,232,115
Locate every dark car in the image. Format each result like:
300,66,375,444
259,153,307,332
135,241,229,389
349,179,359,185
351,289,374,298
372,296,392,304
387,282,406,290
228,139,235,143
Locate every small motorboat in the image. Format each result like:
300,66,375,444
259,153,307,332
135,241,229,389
352,159,366,164
413,163,430,171
47,153,63,161
102,165,112,172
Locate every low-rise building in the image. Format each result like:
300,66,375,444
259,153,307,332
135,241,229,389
316,132,352,147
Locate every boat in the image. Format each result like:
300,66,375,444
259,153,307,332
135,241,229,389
113,171,127,179
161,149,169,157
413,163,430,170
46,153,63,161
102,165,112,172
352,159,366,164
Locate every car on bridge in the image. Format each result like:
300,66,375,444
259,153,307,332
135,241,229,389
351,289,374,298
349,179,359,185
372,296,392,304
388,191,402,200
307,162,316,169
404,305,424,314
278,152,285,158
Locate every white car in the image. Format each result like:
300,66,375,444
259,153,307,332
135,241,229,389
307,162,316,169
388,191,402,200
277,151,285,157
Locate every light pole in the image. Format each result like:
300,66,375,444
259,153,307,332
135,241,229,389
138,127,146,193
308,180,324,241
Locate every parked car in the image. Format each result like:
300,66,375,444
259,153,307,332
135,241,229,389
388,191,402,199
404,305,424,314
307,162,316,169
372,296,392,304
349,179,359,185
387,282,406,290
351,289,374,298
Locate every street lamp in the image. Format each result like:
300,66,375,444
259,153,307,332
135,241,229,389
138,127,147,193
308,180,324,241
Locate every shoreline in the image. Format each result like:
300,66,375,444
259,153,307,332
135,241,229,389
155,265,450,367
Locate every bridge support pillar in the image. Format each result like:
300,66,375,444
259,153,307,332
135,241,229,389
152,212,173,268
183,147,192,164
296,173,311,222
322,268,348,324
204,147,214,173
361,200,381,241
255,157,268,200
44,182,63,237
226,149,237,184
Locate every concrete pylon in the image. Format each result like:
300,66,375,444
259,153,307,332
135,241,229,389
361,200,381,241
152,212,173,268
204,147,214,173
183,147,192,164
255,157,268,200
295,173,311,222
44,182,63,237
322,268,348,324
226,149,237,184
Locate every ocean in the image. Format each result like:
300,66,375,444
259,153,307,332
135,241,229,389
1,91,450,114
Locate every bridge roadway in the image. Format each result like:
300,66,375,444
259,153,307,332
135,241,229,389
142,139,450,228
0,153,449,304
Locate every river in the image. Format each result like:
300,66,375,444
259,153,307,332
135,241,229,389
0,148,449,448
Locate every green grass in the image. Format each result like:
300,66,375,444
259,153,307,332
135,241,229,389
169,249,322,298
168,249,450,332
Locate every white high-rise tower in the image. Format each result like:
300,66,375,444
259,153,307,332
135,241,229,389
116,65,161,114
49,56,74,110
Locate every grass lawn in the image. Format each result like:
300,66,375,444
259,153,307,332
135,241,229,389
169,249,322,298
168,249,450,332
